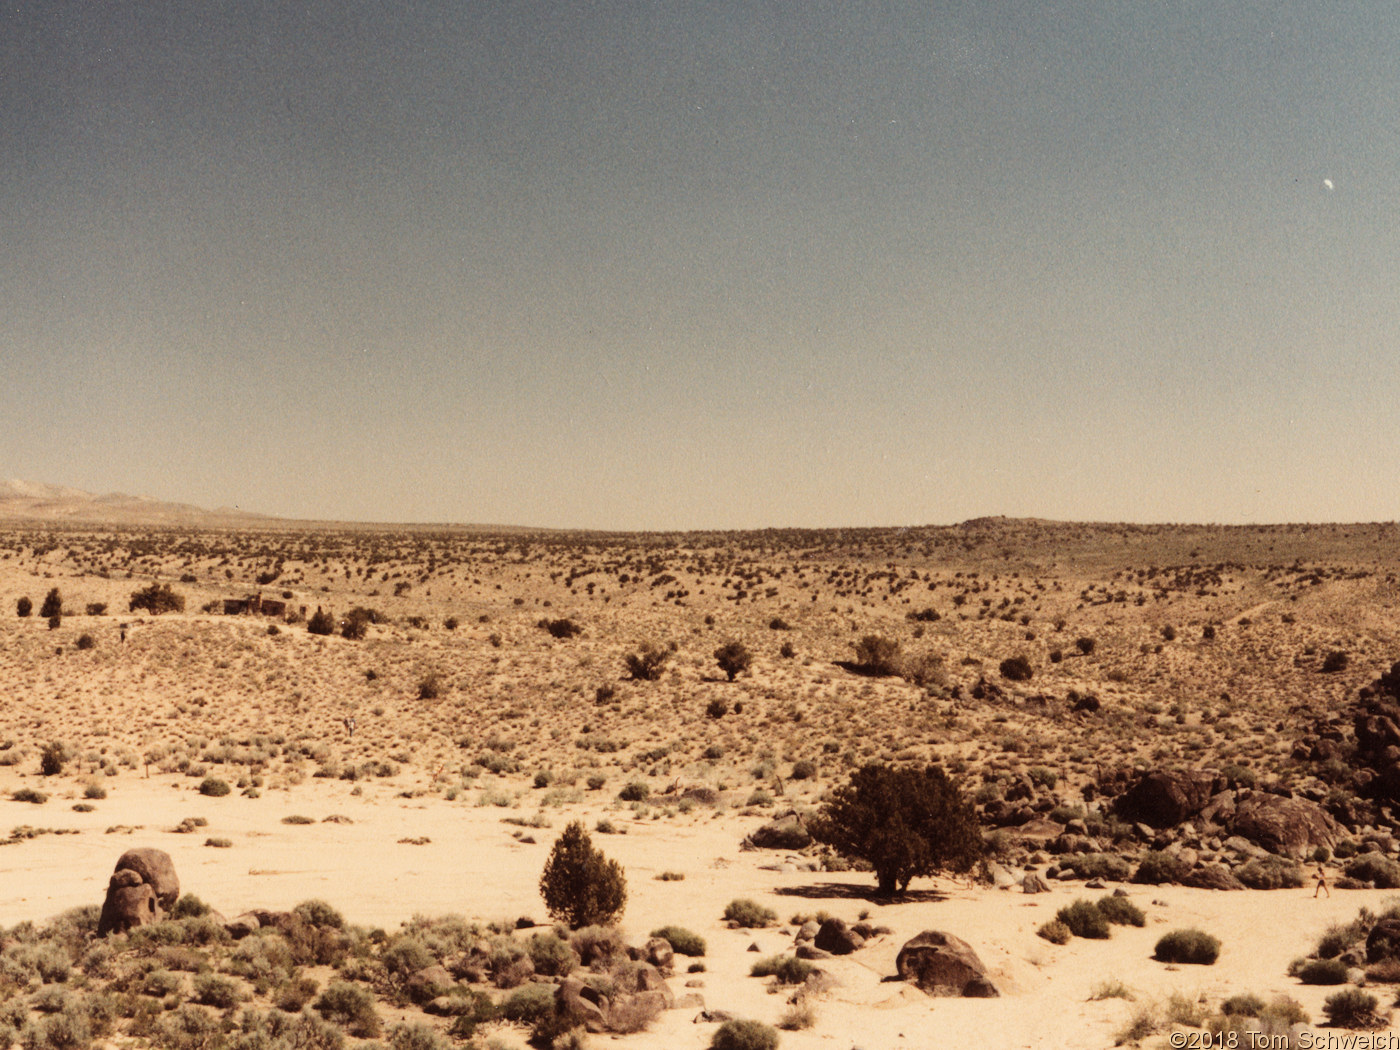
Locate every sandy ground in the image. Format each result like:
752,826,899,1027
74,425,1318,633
3,770,1397,1050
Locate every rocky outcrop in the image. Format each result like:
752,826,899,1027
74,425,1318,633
97,849,180,936
1183,865,1246,891
1230,792,1341,858
1367,919,1400,963
895,931,998,997
113,848,180,910
1114,770,1225,828
97,869,161,936
813,918,864,955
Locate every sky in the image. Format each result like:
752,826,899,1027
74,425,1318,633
3,2,1397,530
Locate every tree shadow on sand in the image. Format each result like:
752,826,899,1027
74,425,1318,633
774,882,950,904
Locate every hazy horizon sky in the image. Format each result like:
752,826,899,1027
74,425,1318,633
4,3,1397,530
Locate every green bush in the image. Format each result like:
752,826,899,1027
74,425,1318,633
1036,920,1071,945
1065,853,1132,881
714,641,752,681
193,972,242,1008
314,980,382,1037
651,925,706,956
710,1018,780,1050
527,931,579,976
1220,993,1266,1017
17,596,31,617
499,982,556,1024
540,821,627,928
750,955,814,984
1235,856,1304,889
39,741,68,777
198,777,231,797
1056,899,1110,939
1323,988,1381,1029
999,655,1034,681
851,635,901,676
625,643,669,681
294,900,345,929
1095,895,1146,927
1154,928,1220,965
1132,851,1189,885
618,781,650,802
1345,854,1400,888
13,787,48,804
40,588,62,619
723,899,777,928
307,608,335,635
1296,958,1350,985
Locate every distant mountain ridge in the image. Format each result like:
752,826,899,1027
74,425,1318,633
0,479,271,526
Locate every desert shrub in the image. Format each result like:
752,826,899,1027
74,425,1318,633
624,643,669,681
85,603,106,616
750,955,814,984
706,698,729,719
1317,917,1368,959
40,588,63,619
39,741,68,777
142,969,182,997
498,982,556,1025
170,895,211,919
723,899,777,928
380,935,435,979
1037,920,1071,944
75,634,94,651
17,596,31,617
790,759,816,780
128,583,184,615
810,762,981,895
1324,988,1382,1029
618,781,650,802
341,611,369,641
999,655,1034,681
1296,958,1350,985
650,925,706,956
1056,900,1110,939
714,641,752,681
388,1021,451,1050
1161,624,1177,641
710,1019,779,1050
1067,853,1132,881
1154,928,1220,965
1235,856,1304,889
306,608,335,635
527,931,579,976
314,980,382,1037
12,787,48,803
417,674,443,700
539,618,583,640
1096,895,1146,927
192,972,242,1008
48,613,61,629
197,777,230,798
1322,650,1350,673
1075,636,1096,655
539,821,627,928
1133,851,1189,885
1346,854,1400,888
569,925,627,967
851,635,900,676
293,900,345,930
1220,993,1266,1017
778,995,816,1031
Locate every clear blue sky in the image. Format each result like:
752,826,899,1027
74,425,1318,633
3,2,1396,528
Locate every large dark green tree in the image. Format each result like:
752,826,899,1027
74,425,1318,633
539,820,627,928
810,763,982,895
39,588,62,619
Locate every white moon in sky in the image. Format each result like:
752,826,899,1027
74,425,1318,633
1323,178,1334,190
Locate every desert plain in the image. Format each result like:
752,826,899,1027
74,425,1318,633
4,505,1400,1050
